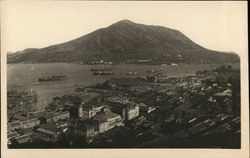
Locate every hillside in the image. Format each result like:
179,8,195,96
7,20,240,64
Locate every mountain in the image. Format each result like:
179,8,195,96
7,19,239,64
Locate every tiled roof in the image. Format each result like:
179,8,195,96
39,124,59,132
7,132,19,139
37,128,57,136
20,128,33,135
21,118,40,124
15,134,30,142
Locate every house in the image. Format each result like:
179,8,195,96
188,119,215,135
20,118,40,129
215,88,232,97
7,132,20,145
172,130,190,139
8,121,22,132
32,110,52,122
15,134,31,144
203,123,231,136
36,124,61,142
36,111,70,123
18,128,34,136
12,115,27,121
31,110,47,118
8,132,20,140
52,111,70,122
212,114,230,123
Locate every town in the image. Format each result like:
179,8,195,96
7,64,240,148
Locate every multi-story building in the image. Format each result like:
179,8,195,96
93,108,124,133
110,103,139,121
75,108,123,143
78,103,105,119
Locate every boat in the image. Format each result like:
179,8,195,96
92,71,114,75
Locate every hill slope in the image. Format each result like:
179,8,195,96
7,20,239,64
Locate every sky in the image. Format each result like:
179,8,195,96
1,1,248,56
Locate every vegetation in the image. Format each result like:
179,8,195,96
8,20,239,64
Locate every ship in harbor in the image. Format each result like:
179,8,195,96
90,68,112,71
92,71,114,76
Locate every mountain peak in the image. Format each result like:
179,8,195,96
8,20,240,64
110,19,136,27
116,19,134,24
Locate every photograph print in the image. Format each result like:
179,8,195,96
2,1,248,154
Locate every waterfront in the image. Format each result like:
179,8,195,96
7,63,239,110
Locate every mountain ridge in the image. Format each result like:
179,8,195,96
7,20,240,64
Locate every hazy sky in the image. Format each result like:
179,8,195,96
1,1,248,56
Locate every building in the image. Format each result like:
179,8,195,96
34,111,70,123
8,121,22,132
52,111,70,122
126,104,139,120
8,132,20,140
79,103,105,119
74,108,124,142
137,59,152,63
20,118,40,129
75,119,98,140
36,124,61,142
55,120,69,133
110,103,139,120
215,90,232,97
7,132,20,145
93,108,124,133
137,103,156,114
107,96,130,105
18,128,34,136
188,119,216,135
15,134,31,144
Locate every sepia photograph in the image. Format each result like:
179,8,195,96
1,1,249,158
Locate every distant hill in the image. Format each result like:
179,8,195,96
7,19,240,64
